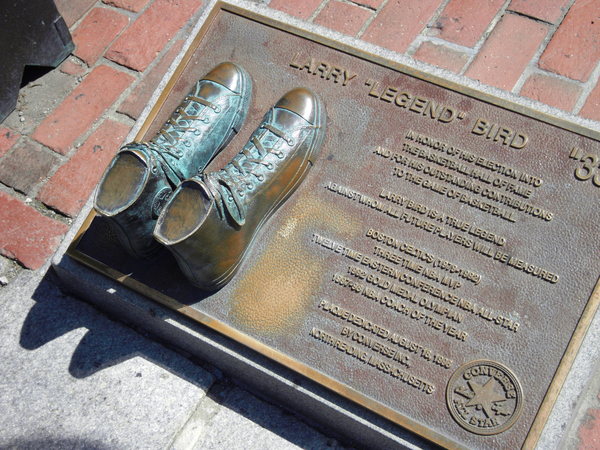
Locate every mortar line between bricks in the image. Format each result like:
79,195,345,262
98,56,145,77
506,9,554,26
97,29,191,117
0,182,72,226
47,102,135,163
339,0,377,12
459,0,513,76
0,132,25,162
308,0,332,23
527,65,588,87
410,35,476,57
28,139,70,167
511,0,576,95
98,3,201,77
511,32,556,95
27,147,72,202
34,63,142,176
356,0,390,38
64,0,136,34
37,198,77,222
113,110,138,126
405,0,453,55
61,54,90,72
524,0,576,62
573,61,600,114
43,107,125,162
65,8,94,33
96,2,142,20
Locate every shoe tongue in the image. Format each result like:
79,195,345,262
205,175,246,227
225,193,245,226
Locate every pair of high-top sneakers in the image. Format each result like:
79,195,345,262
94,62,326,290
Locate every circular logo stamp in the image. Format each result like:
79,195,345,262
152,187,173,219
446,360,523,435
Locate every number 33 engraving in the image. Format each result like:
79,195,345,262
569,147,600,187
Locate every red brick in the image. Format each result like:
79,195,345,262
520,73,582,111
38,120,131,217
431,0,504,47
580,81,600,122
362,0,441,53
60,59,87,77
351,0,385,9
508,0,571,24
539,0,600,82
103,0,150,13
0,127,20,158
269,0,322,20
0,192,68,270
118,40,184,120
0,142,60,195
314,1,372,36
55,0,97,28
465,14,548,91
106,0,204,72
32,65,134,155
72,7,130,66
413,41,469,73
578,407,600,449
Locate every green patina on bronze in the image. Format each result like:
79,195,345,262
154,88,327,290
94,62,253,258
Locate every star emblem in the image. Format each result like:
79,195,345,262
465,378,506,418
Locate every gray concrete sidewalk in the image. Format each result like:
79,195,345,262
0,268,344,449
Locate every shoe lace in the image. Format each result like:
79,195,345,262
205,122,295,227
153,95,221,158
140,90,221,186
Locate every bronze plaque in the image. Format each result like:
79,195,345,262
69,3,600,449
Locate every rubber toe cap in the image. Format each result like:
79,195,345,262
202,62,246,93
274,87,319,124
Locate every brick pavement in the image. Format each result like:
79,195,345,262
0,0,599,445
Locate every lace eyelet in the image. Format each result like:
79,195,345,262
238,190,245,197
227,196,233,202
184,141,191,147
276,152,284,159
257,175,264,181
246,182,253,189
266,163,273,170
286,138,295,146
202,118,210,124
193,129,201,136
213,106,221,113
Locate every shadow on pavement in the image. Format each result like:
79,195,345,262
18,270,346,449
21,271,210,385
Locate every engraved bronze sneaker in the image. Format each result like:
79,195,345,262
154,88,326,290
94,62,252,258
